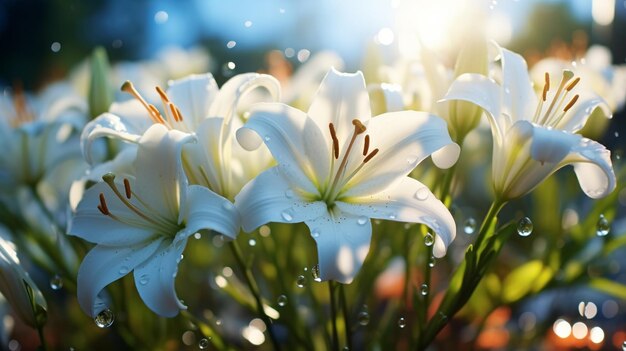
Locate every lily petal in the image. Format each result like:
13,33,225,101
134,124,195,223
133,239,187,317
495,44,537,122
307,68,371,145
344,111,459,197
530,125,573,164
235,167,328,232
557,93,612,133
566,138,616,198
77,239,163,317
442,73,504,142
337,177,455,257
237,103,328,191
304,211,371,284
367,83,405,112
166,73,219,129
186,117,224,192
69,181,156,245
181,185,240,239
80,112,142,165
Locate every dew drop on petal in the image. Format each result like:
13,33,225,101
94,308,115,328
420,284,429,296
357,216,368,226
311,229,320,238
424,233,434,247
414,187,429,201
281,209,294,222
517,217,533,237
264,135,271,141
50,274,63,290
285,189,294,198
464,218,476,234
277,295,287,307
119,266,129,275
311,264,321,282
596,215,610,236
389,213,397,220
397,317,406,328
199,338,210,349
296,275,306,288
139,274,150,286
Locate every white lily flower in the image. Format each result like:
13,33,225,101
235,69,460,283
444,43,616,201
69,124,240,317
81,73,280,200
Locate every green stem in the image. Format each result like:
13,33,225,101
339,284,352,350
36,324,47,351
229,241,281,351
473,199,506,252
328,281,339,351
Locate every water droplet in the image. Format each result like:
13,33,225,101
464,218,476,234
517,217,533,237
226,40,237,49
50,42,61,53
357,216,368,226
285,189,294,198
596,215,610,236
311,229,320,238
311,264,321,282
388,213,397,220
420,284,429,296
428,256,436,268
264,135,271,141
119,266,129,275
357,311,370,326
248,239,256,246
277,295,287,307
139,274,150,286
50,274,63,290
615,131,620,137
414,187,429,201
281,209,294,221
424,233,434,247
94,308,115,328
622,341,626,351
199,338,210,349
397,317,406,328
296,275,306,288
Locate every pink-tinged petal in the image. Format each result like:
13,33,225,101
134,124,195,223
237,103,328,192
166,73,219,130
343,111,459,197
307,69,371,146
565,138,616,199
181,185,240,239
337,177,455,258
495,44,537,122
69,182,156,245
234,167,328,232
442,73,504,141
133,239,187,317
77,239,163,317
304,211,371,284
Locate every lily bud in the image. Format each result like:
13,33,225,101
88,47,114,119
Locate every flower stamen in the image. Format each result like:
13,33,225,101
563,94,579,112
121,81,166,125
329,123,339,159
363,135,370,156
123,178,132,199
363,148,379,163
542,72,550,102
98,193,110,215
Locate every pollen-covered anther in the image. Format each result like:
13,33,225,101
363,148,379,163
565,77,580,91
97,193,110,215
363,135,370,156
155,86,170,102
329,123,339,159
542,72,550,101
121,81,166,125
563,94,579,112
123,178,132,199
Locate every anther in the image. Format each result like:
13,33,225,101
352,119,367,134
169,103,179,122
98,193,110,215
329,123,339,159
175,106,184,121
123,178,132,199
121,81,165,124
363,148,379,163
563,94,579,112
542,72,550,101
148,104,166,124
155,86,170,102
363,135,370,156
565,77,580,91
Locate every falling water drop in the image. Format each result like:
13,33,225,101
420,284,429,296
277,295,288,307
296,275,306,288
596,215,610,236
358,310,370,326
49,274,63,290
311,264,321,282
94,308,115,328
199,338,210,349
397,317,406,328
464,218,476,234
517,217,533,237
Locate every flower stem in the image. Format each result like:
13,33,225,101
473,199,506,251
229,241,281,351
339,283,352,350
36,324,47,351
328,281,340,351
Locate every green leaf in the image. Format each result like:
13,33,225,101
588,278,626,300
501,260,551,303
88,47,114,119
